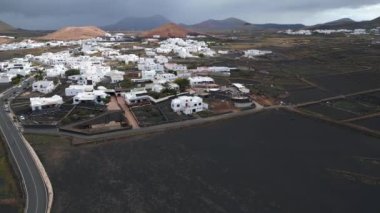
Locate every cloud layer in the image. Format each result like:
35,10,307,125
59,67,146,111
0,0,379,30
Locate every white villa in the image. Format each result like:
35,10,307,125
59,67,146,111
124,89,150,105
0,73,16,83
46,64,67,77
189,76,215,87
141,70,157,80
151,82,179,93
32,81,55,94
73,90,108,105
65,85,94,96
7,62,32,76
106,70,124,83
232,83,250,94
171,96,208,115
244,49,272,58
30,95,63,111
165,63,187,72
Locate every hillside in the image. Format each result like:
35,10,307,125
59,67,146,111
254,23,305,30
39,26,106,41
141,23,191,38
0,20,15,32
185,18,251,31
103,15,171,31
309,17,380,30
185,18,304,32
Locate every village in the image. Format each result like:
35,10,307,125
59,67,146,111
1,7,380,212
0,31,268,135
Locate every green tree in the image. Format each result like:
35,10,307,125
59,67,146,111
34,70,44,81
65,69,80,77
11,75,23,85
174,78,190,92
102,96,111,104
120,79,133,89
161,88,178,96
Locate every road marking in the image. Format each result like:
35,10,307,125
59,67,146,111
0,110,43,213
0,111,30,212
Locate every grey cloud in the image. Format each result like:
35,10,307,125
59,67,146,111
0,0,379,30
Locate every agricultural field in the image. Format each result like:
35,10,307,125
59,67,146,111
352,116,380,132
299,92,380,122
201,34,380,105
60,105,106,125
27,110,380,213
131,101,194,127
308,71,380,95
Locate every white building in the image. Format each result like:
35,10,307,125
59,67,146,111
65,85,94,96
0,73,16,83
124,54,140,64
73,90,108,105
352,29,367,35
151,82,179,93
107,70,124,83
171,96,208,115
30,95,63,111
244,49,272,58
137,58,164,72
32,81,55,94
46,65,67,77
155,55,170,64
189,76,215,87
232,83,250,94
155,73,177,81
165,63,187,72
141,70,157,80
124,88,150,105
7,62,32,76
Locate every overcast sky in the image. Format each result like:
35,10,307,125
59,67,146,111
0,0,380,30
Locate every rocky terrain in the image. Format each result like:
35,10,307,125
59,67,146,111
39,26,106,41
141,23,191,38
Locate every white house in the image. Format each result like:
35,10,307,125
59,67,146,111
137,58,164,72
65,85,94,96
165,63,187,72
244,49,272,58
30,95,63,111
155,55,170,64
124,54,140,64
7,62,32,76
0,73,16,83
151,82,179,93
106,70,124,83
189,76,215,87
32,81,55,94
46,64,67,77
73,90,108,105
141,70,157,80
151,84,165,93
171,96,208,115
124,88,150,105
155,73,177,81
232,83,250,94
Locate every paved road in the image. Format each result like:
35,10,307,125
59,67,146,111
0,80,49,213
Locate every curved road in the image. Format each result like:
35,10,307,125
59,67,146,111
0,82,49,213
